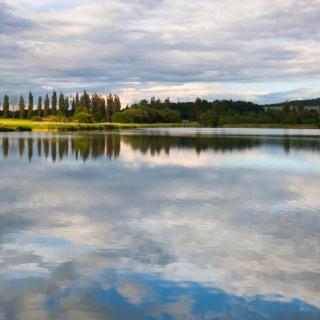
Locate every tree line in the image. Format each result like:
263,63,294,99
0,91,121,122
1,91,320,126
116,97,320,126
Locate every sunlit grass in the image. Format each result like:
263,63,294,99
0,119,199,132
1,119,315,132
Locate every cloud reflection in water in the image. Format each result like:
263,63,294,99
0,129,319,319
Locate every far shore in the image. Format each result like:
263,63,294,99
221,123,319,129
0,119,318,132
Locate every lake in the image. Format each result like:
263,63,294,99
0,128,319,320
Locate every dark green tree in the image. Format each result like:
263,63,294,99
164,97,171,108
99,96,106,120
59,92,65,114
19,95,26,119
64,96,69,115
114,95,121,112
106,94,114,122
80,90,91,112
52,91,57,115
44,94,50,117
3,95,10,118
37,96,42,117
71,97,76,115
28,91,33,118
91,94,100,115
75,92,80,109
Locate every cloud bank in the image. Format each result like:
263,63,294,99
0,0,320,104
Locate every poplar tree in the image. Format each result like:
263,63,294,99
99,96,106,120
75,92,80,109
37,96,42,117
91,94,100,115
59,92,65,114
52,91,57,115
3,95,9,118
71,97,76,115
80,90,91,112
19,95,25,119
114,95,121,112
106,94,114,121
64,96,69,115
28,91,33,118
44,94,50,117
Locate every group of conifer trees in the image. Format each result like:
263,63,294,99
0,91,121,122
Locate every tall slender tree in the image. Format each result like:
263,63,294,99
3,95,9,118
99,96,106,120
75,92,80,110
59,92,65,114
19,95,25,119
52,91,57,115
64,96,69,115
91,94,99,115
106,94,114,122
80,90,91,112
44,94,50,117
114,95,121,112
37,96,42,117
71,97,76,115
28,91,33,118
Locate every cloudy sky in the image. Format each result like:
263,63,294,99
1,0,320,104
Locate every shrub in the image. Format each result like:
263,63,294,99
43,114,69,123
200,110,219,127
72,111,93,123
31,116,42,122
112,107,181,123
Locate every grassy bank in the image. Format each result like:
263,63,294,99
0,119,200,132
0,119,318,132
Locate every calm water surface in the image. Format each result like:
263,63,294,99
0,128,319,320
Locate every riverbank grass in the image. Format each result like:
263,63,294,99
0,119,318,132
0,119,200,132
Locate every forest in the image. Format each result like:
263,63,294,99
1,91,320,127
0,91,121,123
118,97,320,126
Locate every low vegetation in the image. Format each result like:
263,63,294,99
0,119,196,132
0,90,319,130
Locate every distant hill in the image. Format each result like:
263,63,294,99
263,98,320,108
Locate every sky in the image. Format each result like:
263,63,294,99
0,0,320,105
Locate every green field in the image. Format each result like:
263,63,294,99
0,119,200,132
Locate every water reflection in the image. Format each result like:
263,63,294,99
2,134,121,161
0,129,319,320
2,131,320,162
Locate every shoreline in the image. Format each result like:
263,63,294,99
221,123,319,129
0,119,318,132
0,120,200,132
